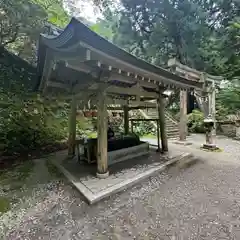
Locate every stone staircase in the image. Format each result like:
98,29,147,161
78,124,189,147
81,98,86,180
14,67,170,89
139,109,179,139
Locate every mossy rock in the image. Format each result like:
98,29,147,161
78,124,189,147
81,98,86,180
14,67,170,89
0,197,10,213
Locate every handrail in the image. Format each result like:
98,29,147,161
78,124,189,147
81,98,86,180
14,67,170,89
165,110,178,124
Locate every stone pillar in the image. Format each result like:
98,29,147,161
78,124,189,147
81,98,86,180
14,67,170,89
123,105,129,135
157,90,168,152
96,92,109,178
68,95,77,157
179,90,188,141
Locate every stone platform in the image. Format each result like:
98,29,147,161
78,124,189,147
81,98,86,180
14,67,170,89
50,148,193,204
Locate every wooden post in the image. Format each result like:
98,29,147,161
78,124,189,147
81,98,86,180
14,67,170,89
39,51,53,93
156,120,160,152
68,95,77,157
158,89,168,152
131,120,134,133
96,92,109,178
179,90,188,141
123,105,129,135
207,82,216,143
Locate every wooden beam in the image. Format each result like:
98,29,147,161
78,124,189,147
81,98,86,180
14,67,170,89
83,64,160,89
130,118,159,121
80,42,201,90
73,80,97,94
106,85,158,99
47,81,70,90
66,61,95,75
51,46,88,61
39,51,54,92
105,97,157,107
168,58,224,83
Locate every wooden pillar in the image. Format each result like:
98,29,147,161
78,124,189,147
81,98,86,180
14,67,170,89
156,120,161,152
123,105,129,135
179,90,188,141
96,92,109,178
207,82,216,143
68,95,77,157
157,90,168,152
131,120,134,133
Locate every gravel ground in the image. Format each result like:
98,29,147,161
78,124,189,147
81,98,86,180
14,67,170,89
1,134,240,240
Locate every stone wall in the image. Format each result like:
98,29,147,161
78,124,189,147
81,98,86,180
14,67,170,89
217,121,236,137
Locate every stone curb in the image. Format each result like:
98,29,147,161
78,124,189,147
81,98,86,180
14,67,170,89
51,152,193,204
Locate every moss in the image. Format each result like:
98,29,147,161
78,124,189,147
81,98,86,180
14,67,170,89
0,197,10,214
0,160,34,189
16,161,34,181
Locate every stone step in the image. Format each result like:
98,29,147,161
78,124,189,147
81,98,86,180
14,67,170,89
167,131,179,135
166,125,178,129
166,124,178,128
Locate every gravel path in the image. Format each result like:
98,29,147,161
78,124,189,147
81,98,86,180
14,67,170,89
1,134,240,239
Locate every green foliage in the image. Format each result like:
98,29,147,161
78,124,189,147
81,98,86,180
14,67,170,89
93,0,240,119
187,110,205,133
0,160,34,191
32,0,69,27
0,0,69,63
91,19,114,41
0,0,46,47
0,90,68,156
133,122,153,136
217,85,240,114
96,0,239,76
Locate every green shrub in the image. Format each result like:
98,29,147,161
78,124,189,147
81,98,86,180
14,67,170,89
187,110,205,133
133,121,155,136
0,91,69,156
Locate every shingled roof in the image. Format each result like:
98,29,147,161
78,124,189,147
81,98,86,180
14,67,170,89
37,18,203,91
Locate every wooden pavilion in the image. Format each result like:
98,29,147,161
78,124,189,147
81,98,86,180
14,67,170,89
36,18,203,178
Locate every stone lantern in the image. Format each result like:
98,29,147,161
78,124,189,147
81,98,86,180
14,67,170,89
202,115,219,150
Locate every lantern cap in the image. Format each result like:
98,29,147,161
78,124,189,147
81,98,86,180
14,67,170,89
204,115,214,123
